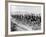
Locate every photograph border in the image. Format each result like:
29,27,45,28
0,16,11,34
5,1,45,36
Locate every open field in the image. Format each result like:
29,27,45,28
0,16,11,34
11,13,41,31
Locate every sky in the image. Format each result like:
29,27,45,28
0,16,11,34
10,5,41,15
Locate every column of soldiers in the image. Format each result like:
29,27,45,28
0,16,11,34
11,14,41,26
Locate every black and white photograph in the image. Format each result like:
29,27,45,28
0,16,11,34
8,2,44,35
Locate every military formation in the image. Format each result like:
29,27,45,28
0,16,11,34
11,14,41,31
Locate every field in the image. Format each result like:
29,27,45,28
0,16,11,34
11,13,41,31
